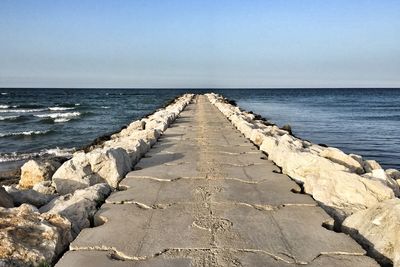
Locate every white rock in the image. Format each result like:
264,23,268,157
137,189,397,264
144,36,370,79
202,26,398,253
349,154,364,166
249,129,268,146
320,147,364,174
53,148,131,194
0,204,72,266
386,169,400,180
260,137,394,221
33,181,57,195
363,169,400,197
363,160,382,173
19,159,61,189
87,147,132,188
342,198,400,266
52,151,103,195
5,186,55,208
40,183,111,237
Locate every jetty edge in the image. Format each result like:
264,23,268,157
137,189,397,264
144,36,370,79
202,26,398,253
206,93,400,266
0,94,194,266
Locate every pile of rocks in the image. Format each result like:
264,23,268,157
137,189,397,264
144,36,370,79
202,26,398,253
0,94,194,266
206,93,400,266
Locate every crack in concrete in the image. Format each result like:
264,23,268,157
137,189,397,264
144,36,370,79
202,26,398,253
71,246,361,266
105,199,318,213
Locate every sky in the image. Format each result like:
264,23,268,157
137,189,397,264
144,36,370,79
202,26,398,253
0,0,399,88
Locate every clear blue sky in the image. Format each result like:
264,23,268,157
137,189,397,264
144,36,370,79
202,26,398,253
0,0,399,88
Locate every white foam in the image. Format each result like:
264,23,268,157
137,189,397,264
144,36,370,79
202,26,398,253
35,111,81,119
49,107,75,111
0,108,47,113
0,147,75,162
0,105,9,109
1,93,8,95
0,130,50,138
101,106,110,109
42,147,75,157
54,118,71,123
0,115,20,121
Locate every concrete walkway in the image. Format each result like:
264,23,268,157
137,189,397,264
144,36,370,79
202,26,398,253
56,96,378,266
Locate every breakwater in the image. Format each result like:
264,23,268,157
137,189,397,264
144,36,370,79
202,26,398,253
0,93,399,266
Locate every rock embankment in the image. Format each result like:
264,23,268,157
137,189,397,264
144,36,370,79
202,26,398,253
0,94,194,266
206,93,400,266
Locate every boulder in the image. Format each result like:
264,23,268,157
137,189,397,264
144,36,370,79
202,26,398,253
0,204,72,266
342,198,400,266
40,183,111,237
0,187,13,208
363,169,400,197
53,147,129,195
260,137,394,221
386,169,400,180
363,160,382,173
302,168,394,221
249,129,267,146
349,154,364,166
33,181,57,195
87,147,131,188
5,186,55,208
320,147,364,174
19,159,61,189
52,151,103,195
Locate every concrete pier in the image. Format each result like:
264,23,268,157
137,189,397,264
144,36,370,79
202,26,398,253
56,95,378,266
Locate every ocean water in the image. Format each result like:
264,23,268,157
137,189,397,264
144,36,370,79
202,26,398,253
0,88,399,170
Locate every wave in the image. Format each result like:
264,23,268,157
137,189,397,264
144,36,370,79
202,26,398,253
35,111,81,119
0,147,75,163
1,93,8,95
0,108,48,113
0,130,52,138
15,104,45,109
101,106,110,109
49,106,75,111
0,115,20,121
0,105,10,109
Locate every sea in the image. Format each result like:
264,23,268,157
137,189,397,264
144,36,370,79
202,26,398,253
0,88,399,171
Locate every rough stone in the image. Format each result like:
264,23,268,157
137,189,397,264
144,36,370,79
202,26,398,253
363,160,382,173
40,183,111,237
53,147,130,195
0,204,72,266
19,159,61,189
87,147,132,188
0,186,13,208
363,169,400,197
33,180,57,195
386,168,400,180
5,186,55,208
342,198,400,267
52,151,103,195
320,147,365,174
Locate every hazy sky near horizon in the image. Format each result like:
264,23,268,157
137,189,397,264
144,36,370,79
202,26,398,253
0,0,399,88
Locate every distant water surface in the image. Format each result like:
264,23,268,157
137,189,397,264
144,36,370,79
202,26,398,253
0,88,399,170
220,88,400,169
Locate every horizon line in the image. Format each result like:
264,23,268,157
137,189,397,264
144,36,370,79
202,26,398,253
1,87,400,90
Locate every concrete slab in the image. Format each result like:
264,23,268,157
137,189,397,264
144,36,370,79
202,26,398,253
70,203,212,259
213,204,366,263
112,177,314,207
